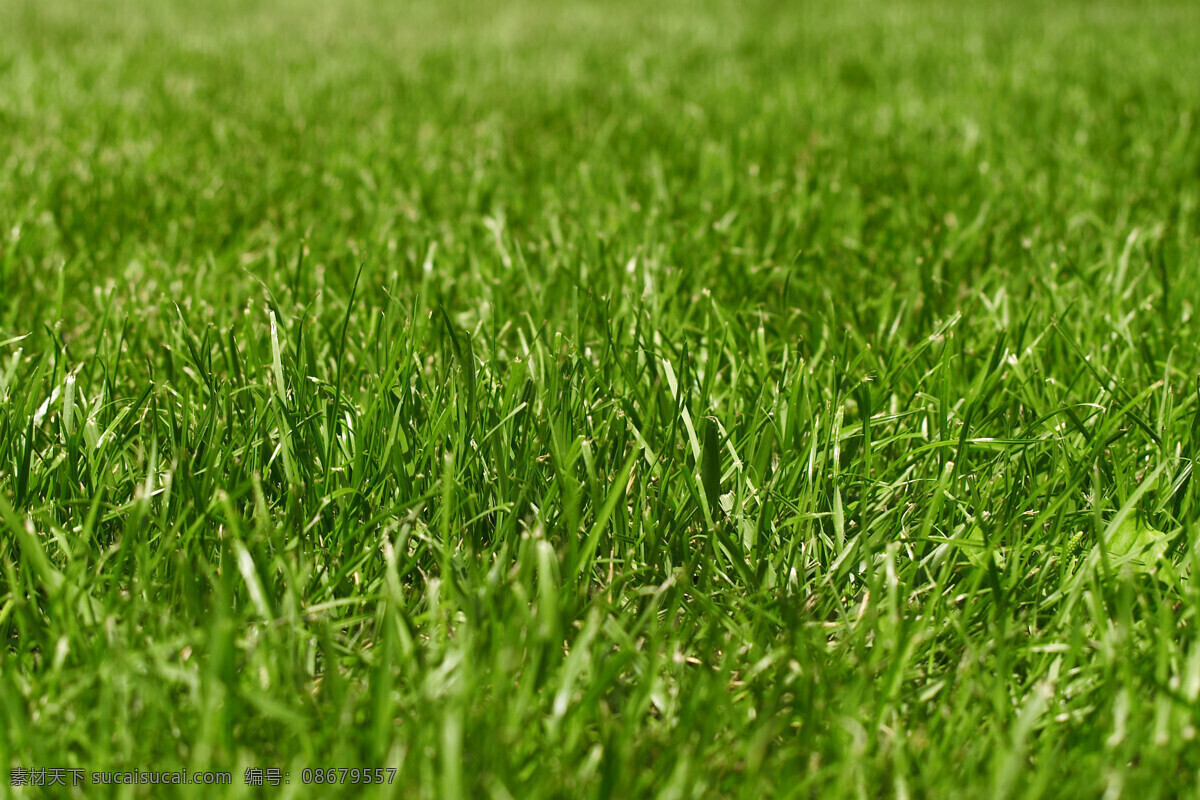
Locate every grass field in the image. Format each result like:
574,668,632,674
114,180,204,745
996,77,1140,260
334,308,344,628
3,0,1200,796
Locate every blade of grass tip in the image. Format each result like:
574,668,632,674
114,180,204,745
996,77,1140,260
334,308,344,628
439,307,476,434
268,310,288,405
269,310,299,488
701,416,722,523
661,356,701,462
175,303,218,396
326,261,366,484
17,416,33,506
291,240,307,299
462,327,477,433
570,446,639,585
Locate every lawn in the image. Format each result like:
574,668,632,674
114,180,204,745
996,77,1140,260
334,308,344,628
3,0,1200,796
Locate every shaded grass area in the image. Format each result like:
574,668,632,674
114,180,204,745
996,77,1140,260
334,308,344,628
3,0,1200,796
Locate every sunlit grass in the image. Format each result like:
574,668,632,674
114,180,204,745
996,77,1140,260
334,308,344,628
3,0,1200,797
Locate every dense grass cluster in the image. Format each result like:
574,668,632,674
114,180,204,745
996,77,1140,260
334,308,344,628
3,0,1200,796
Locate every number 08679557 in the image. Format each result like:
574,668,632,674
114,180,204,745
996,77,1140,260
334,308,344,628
301,768,398,785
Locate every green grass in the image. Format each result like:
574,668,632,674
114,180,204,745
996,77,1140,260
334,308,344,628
3,0,1200,796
